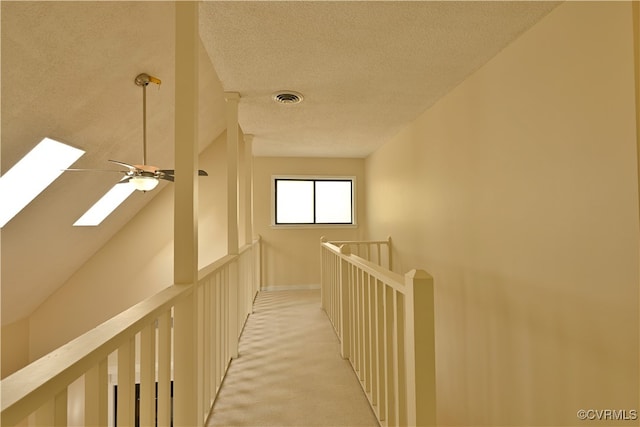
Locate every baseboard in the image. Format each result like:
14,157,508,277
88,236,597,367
260,284,320,292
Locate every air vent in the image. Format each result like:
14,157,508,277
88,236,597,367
272,91,304,104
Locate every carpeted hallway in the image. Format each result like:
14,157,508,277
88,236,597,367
207,289,378,427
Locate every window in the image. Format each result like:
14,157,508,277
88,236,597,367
0,137,85,228
73,182,136,226
274,177,355,225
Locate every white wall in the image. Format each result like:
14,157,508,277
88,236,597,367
1,317,29,379
198,131,229,269
364,2,638,425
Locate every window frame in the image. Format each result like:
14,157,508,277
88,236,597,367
271,175,357,228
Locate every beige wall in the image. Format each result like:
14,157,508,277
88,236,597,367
27,134,228,361
1,318,29,379
364,2,638,426
635,0,640,230
198,132,229,269
253,156,365,289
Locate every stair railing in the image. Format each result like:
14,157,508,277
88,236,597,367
320,237,436,427
1,236,261,427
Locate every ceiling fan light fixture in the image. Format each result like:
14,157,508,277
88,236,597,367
130,176,159,192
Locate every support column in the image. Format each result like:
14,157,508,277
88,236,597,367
174,2,199,284
404,269,436,427
225,92,240,255
173,2,199,426
244,134,254,245
225,92,240,359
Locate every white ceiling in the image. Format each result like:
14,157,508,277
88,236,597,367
1,1,559,325
199,1,560,157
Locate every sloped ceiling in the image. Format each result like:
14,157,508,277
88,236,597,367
1,1,226,325
1,1,559,325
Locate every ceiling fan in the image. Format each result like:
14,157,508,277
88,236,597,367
66,73,207,192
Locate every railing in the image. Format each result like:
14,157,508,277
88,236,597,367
325,237,392,270
320,238,436,427
1,236,261,427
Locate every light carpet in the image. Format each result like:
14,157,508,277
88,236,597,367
207,289,378,427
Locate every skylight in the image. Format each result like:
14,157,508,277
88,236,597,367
73,182,136,226
0,137,85,228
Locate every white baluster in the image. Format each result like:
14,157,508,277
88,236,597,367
117,337,135,427
84,358,107,426
157,311,171,427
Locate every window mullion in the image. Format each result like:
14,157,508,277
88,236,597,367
313,180,317,224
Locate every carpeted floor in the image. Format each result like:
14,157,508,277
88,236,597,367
207,289,379,427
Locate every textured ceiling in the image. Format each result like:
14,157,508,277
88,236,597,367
1,1,227,325
1,1,559,325
199,1,560,157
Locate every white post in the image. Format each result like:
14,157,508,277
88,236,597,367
117,337,135,427
174,291,199,427
139,322,156,427
339,244,351,359
403,269,436,427
320,237,327,310
157,311,172,427
255,235,262,292
228,261,239,359
225,92,240,359
35,390,67,427
375,283,386,422
196,283,206,422
174,1,199,426
238,134,246,245
225,92,240,256
173,0,199,284
244,134,254,246
383,285,396,426
84,359,108,426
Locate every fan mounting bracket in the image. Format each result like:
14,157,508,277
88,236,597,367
135,73,161,87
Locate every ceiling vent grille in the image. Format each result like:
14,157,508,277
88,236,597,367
272,91,304,104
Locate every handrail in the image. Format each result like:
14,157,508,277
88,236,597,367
1,285,192,425
320,237,436,427
328,239,390,245
1,236,262,427
322,236,392,270
322,241,404,292
198,254,237,281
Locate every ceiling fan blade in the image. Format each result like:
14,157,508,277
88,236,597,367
118,177,132,183
159,175,174,182
157,169,207,176
108,159,137,170
63,168,128,173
